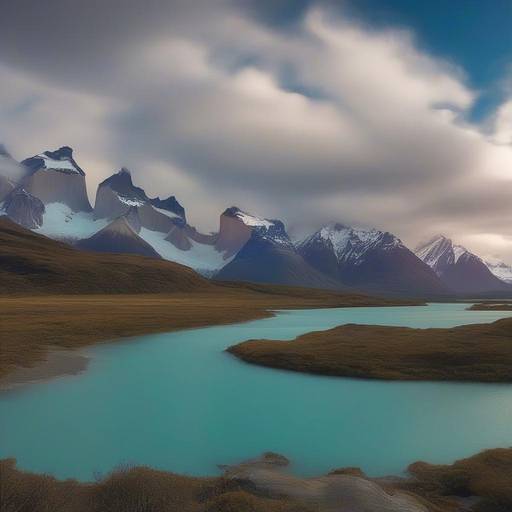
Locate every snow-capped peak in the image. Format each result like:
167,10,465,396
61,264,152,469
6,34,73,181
301,223,404,265
223,207,291,246
233,208,273,229
22,146,85,176
415,235,479,274
484,256,512,284
99,168,148,202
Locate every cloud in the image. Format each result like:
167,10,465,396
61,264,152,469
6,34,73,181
0,1,511,259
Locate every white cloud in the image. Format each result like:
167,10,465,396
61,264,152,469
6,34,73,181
0,3,511,260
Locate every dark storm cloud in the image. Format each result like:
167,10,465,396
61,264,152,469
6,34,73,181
0,0,511,259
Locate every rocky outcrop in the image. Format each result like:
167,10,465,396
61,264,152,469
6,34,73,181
215,207,254,257
150,195,186,221
165,218,193,251
164,217,218,251
124,206,142,233
137,202,177,233
223,453,428,512
21,147,92,212
76,216,161,258
93,168,146,220
4,189,45,229
94,169,179,233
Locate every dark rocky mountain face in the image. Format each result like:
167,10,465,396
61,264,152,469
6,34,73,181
22,146,86,176
97,168,147,202
216,231,344,290
415,236,511,294
19,147,92,212
150,196,186,221
440,253,510,294
4,189,45,229
298,224,448,297
76,216,161,259
93,169,181,234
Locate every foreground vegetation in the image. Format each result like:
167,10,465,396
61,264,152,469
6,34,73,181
228,316,512,382
2,448,511,512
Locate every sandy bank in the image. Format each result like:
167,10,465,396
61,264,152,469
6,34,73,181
0,350,89,392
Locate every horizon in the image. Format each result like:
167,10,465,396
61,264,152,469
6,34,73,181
1,0,511,260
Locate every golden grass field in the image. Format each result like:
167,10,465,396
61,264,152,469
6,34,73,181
0,285,401,380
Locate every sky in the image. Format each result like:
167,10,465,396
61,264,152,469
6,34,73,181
0,0,511,260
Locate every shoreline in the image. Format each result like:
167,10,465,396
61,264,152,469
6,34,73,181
228,315,512,382
2,447,511,511
0,349,90,392
0,290,406,388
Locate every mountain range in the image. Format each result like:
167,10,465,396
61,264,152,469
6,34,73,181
1,145,511,298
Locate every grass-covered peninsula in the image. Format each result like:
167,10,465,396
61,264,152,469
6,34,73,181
228,316,512,382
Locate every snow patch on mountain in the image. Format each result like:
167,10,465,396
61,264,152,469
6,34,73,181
36,154,80,173
35,202,108,240
484,256,512,284
235,210,273,229
115,193,146,207
306,223,404,264
152,206,181,219
139,228,233,275
415,236,478,271
452,244,470,263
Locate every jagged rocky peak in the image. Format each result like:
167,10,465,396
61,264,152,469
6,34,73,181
150,195,185,221
99,168,148,202
94,169,185,234
94,168,148,220
22,146,85,176
4,188,45,229
216,206,291,257
414,235,475,274
19,146,92,212
415,235,510,293
300,223,404,264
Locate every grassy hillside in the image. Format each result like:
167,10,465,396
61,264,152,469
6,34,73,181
0,217,213,294
0,218,408,380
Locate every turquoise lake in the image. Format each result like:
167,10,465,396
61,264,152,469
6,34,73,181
1,303,511,481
